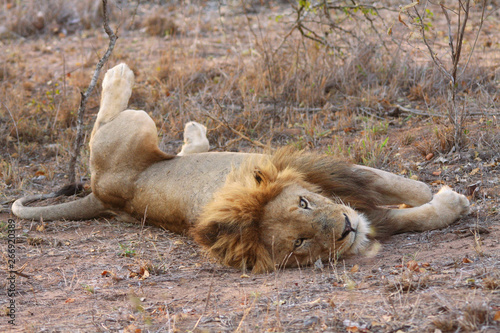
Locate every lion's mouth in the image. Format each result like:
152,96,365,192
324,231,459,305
342,213,371,255
338,213,357,242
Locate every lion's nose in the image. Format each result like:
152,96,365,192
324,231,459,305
338,213,356,241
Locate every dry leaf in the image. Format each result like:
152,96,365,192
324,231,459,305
407,260,419,271
64,298,75,304
328,298,336,308
432,170,442,176
350,264,360,273
123,324,141,333
494,311,500,321
426,153,434,160
398,13,408,28
139,268,150,280
470,168,480,176
400,1,420,12
462,257,473,264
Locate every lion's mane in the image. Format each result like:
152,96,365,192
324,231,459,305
191,148,383,272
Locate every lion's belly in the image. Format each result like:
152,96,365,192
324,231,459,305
127,152,255,233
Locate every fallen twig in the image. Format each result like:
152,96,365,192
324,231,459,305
395,104,446,117
395,104,499,117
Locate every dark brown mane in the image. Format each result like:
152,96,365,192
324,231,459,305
270,148,381,211
191,155,315,273
270,148,392,235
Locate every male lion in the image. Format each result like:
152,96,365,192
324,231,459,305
12,64,470,273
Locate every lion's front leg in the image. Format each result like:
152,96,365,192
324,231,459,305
381,186,470,233
353,165,432,207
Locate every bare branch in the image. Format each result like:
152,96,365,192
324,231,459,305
412,5,453,82
453,0,470,80
440,4,456,70
67,0,118,184
460,0,487,77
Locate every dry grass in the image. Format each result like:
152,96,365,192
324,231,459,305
431,302,498,332
0,0,112,37
143,11,177,37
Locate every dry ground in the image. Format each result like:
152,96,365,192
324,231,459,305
1,1,499,332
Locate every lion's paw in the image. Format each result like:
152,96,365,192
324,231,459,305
178,121,210,156
102,63,135,96
432,185,470,218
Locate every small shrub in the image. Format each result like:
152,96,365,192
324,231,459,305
143,13,177,37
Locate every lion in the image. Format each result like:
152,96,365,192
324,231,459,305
12,63,470,273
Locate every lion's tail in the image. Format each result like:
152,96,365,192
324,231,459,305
12,193,107,221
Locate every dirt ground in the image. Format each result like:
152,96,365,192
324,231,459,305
1,1,499,332
0,208,499,332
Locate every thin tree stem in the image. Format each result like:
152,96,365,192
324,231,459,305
67,0,118,184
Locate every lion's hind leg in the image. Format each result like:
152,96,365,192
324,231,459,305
379,186,470,234
92,63,135,135
178,121,210,156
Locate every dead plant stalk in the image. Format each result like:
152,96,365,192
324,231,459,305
67,0,117,183
412,0,487,151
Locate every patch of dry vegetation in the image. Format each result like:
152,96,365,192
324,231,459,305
431,302,498,332
1,0,110,37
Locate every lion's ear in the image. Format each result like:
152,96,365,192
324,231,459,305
254,168,274,187
254,170,265,185
190,220,273,273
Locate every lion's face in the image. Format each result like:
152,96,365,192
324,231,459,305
191,156,372,273
259,184,370,269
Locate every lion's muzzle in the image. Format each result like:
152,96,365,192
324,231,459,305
338,213,356,241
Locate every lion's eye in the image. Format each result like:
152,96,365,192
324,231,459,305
299,197,310,209
293,238,305,248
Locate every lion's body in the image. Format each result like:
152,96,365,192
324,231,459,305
123,152,252,233
12,64,470,273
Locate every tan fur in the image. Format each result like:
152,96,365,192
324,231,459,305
178,121,209,156
192,156,371,272
12,64,470,273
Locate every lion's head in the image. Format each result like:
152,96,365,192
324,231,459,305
191,154,371,273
